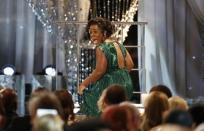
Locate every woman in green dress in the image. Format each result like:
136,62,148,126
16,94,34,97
78,17,134,116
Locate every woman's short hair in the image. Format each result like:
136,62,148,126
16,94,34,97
87,17,115,38
168,96,188,110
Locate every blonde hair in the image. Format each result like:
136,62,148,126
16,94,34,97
32,114,64,131
168,96,188,110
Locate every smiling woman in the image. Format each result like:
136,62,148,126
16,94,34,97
78,17,134,116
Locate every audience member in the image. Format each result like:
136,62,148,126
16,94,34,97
101,105,130,131
150,84,172,98
188,104,204,128
32,114,64,131
6,87,50,131
28,92,63,122
163,109,193,128
54,90,75,125
141,91,169,131
97,84,127,113
119,102,141,131
168,96,188,111
101,102,141,131
0,88,18,129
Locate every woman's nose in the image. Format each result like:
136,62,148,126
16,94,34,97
90,35,96,39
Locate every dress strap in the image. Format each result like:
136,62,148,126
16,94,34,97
118,43,127,67
112,42,126,69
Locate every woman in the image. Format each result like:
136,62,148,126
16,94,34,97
78,17,134,116
141,91,169,131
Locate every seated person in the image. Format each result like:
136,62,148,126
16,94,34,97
163,109,193,128
97,84,128,113
150,84,172,98
168,96,188,111
54,90,75,125
101,103,141,131
32,114,64,131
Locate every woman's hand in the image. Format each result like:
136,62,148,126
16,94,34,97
78,84,86,95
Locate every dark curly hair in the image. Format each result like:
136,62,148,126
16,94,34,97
87,17,115,38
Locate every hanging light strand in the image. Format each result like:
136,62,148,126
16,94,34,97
113,0,139,43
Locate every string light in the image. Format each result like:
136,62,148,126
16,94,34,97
113,0,139,43
26,0,80,96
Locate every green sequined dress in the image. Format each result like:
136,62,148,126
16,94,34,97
80,42,133,116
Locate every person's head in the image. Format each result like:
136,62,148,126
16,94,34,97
97,84,127,112
32,114,64,131
87,17,115,45
142,91,169,131
28,92,63,121
119,102,141,131
168,96,188,111
0,88,17,116
188,104,204,127
101,105,131,131
150,84,172,98
164,109,193,128
54,90,75,121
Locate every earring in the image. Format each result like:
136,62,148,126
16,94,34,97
104,31,107,37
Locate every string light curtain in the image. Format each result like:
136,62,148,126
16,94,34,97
26,0,90,94
90,0,132,21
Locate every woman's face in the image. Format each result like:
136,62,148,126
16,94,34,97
89,24,106,45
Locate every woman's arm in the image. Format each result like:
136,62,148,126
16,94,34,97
80,47,107,87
